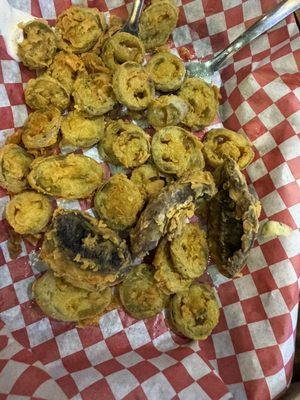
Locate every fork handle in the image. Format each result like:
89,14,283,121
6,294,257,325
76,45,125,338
210,0,300,72
122,0,144,35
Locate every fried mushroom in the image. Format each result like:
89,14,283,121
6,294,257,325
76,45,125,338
119,264,168,319
147,95,188,128
151,126,205,176
203,128,254,170
0,144,33,193
179,78,220,130
169,283,219,340
146,52,185,92
5,191,52,235
33,270,112,322
28,153,103,199
61,111,104,148
99,120,150,168
94,174,145,231
113,62,155,110
18,20,57,69
22,108,61,149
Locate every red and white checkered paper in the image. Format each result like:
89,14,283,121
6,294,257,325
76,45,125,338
0,0,300,399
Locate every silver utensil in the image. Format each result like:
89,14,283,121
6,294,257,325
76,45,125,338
187,0,300,82
122,0,144,36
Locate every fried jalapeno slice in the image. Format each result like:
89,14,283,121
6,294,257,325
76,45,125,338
40,209,131,292
0,144,33,193
99,120,150,168
169,283,220,340
73,73,116,116
102,32,145,71
28,153,103,199
203,128,254,170
179,78,220,130
55,6,106,53
139,1,179,51
94,174,145,231
22,108,61,149
208,158,261,277
146,52,186,92
33,270,112,322
5,191,52,235
130,163,167,199
18,20,57,69
151,126,205,176
147,95,188,128
25,76,70,111
61,111,104,148
119,264,168,319
81,52,110,74
113,62,155,111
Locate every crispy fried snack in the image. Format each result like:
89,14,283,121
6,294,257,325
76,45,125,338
94,174,145,231
73,73,116,116
203,128,254,170
22,108,61,149
102,32,145,70
130,163,168,199
131,170,217,259
146,52,185,92
147,95,188,128
153,238,192,295
179,78,220,130
33,270,112,322
119,264,168,319
208,158,261,277
99,120,150,168
113,62,155,110
81,52,110,74
46,51,85,94
169,283,219,340
151,126,205,176
5,191,52,235
25,76,70,111
61,111,104,148
55,6,106,53
139,1,179,51
28,153,103,199
40,209,131,291
0,144,33,193
18,20,57,69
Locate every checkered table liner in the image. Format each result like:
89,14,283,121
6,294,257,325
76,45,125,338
0,0,299,399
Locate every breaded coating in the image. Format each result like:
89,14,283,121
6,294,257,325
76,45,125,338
147,95,188,128
130,163,168,199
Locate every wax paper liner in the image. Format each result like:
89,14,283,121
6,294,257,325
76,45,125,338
0,0,299,399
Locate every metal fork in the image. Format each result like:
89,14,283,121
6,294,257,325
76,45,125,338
122,0,144,36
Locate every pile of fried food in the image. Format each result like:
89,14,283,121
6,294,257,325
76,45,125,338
0,1,261,340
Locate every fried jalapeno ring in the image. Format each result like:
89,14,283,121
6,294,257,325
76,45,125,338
5,191,52,235
99,120,150,168
146,52,186,92
203,128,254,170
94,174,145,231
179,78,220,130
113,62,155,111
40,209,131,292
169,283,220,340
28,153,103,199
73,73,116,116
208,158,261,277
139,1,179,51
102,32,145,71
170,223,208,279
25,76,70,111
33,270,112,322
55,6,106,53
47,51,85,94
147,95,188,128
81,52,110,74
119,264,168,319
151,126,205,176
0,144,33,193
18,20,57,69
61,111,105,148
130,163,167,199
22,108,61,149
